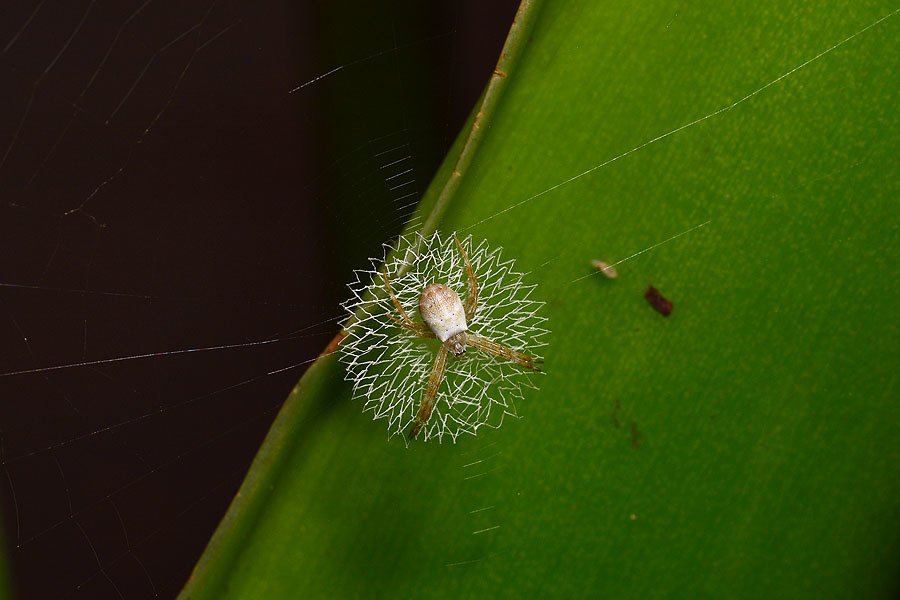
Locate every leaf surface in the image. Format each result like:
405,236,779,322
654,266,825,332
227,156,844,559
182,2,900,598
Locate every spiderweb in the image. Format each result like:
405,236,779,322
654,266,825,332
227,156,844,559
341,232,548,443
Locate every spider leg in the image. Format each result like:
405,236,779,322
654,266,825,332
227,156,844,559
381,269,433,337
467,334,542,371
384,310,433,337
454,233,478,322
409,344,449,440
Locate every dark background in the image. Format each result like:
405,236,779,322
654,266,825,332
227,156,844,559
0,1,518,598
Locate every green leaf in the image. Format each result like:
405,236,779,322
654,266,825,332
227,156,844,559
181,1,900,598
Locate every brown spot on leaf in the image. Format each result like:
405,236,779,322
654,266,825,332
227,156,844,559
645,285,673,316
322,330,347,356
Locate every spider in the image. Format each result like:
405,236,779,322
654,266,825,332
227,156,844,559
380,234,542,440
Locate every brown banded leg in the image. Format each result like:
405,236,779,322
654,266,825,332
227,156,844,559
381,269,433,337
409,344,449,440
467,334,542,371
454,233,478,322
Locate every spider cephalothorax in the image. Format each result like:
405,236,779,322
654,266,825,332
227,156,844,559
341,232,547,443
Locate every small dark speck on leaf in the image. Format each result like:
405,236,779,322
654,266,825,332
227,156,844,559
645,285,673,316
630,421,641,449
612,399,622,429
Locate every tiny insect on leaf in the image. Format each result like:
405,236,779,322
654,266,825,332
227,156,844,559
645,285,673,316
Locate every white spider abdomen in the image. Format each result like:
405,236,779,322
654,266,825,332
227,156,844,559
419,283,467,342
